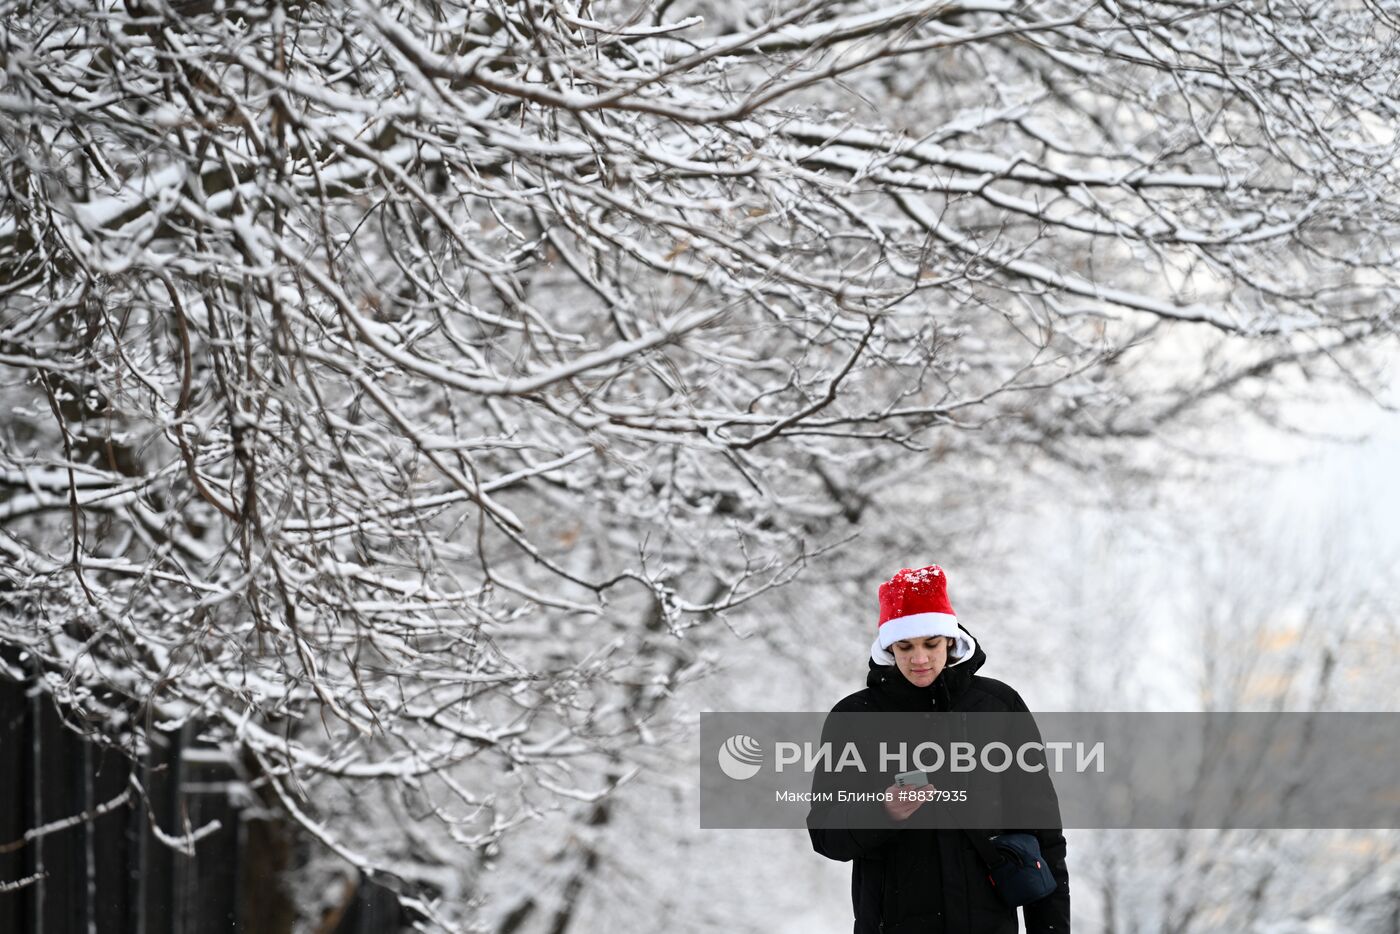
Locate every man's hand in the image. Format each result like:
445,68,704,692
882,784,925,821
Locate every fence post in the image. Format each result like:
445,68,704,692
173,732,241,934
34,680,90,933
88,737,131,934
0,657,30,931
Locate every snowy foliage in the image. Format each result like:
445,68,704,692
3,0,1400,928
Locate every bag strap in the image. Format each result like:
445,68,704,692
961,830,1007,870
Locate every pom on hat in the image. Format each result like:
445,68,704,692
870,565,975,666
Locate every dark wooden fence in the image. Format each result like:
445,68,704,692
0,662,404,933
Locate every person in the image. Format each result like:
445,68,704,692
807,565,1070,934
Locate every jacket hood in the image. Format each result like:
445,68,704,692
866,623,986,709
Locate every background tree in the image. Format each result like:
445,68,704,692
3,0,1399,928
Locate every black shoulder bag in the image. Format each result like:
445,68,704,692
963,831,1057,907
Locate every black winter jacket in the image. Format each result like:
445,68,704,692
807,630,1070,934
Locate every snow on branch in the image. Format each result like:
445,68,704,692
3,0,1399,927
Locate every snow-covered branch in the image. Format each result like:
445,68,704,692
4,0,1399,927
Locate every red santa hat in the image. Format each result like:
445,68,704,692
870,564,976,666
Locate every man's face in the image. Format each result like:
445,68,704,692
891,636,950,688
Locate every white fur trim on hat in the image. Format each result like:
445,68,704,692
877,612,960,649
870,627,976,667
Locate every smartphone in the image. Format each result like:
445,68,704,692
894,769,929,788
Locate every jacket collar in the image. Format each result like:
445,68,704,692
865,625,987,710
